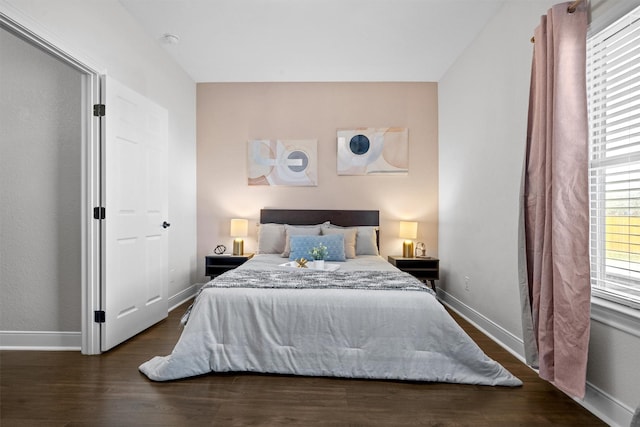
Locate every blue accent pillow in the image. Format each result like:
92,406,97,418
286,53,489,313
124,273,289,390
289,234,346,261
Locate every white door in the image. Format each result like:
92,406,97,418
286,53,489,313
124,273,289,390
101,76,169,351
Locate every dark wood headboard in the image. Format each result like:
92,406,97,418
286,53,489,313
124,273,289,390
260,209,379,227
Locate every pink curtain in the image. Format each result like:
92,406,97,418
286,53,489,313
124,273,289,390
522,1,590,399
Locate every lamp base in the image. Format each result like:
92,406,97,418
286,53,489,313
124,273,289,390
233,239,244,255
403,241,414,258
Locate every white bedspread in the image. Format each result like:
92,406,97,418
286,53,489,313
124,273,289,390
139,255,522,386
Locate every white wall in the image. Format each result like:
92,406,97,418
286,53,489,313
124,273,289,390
0,0,197,333
439,0,554,343
439,1,640,426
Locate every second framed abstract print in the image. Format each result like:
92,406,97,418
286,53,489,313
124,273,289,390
337,128,408,175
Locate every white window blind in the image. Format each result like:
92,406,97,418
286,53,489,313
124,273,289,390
588,5,640,307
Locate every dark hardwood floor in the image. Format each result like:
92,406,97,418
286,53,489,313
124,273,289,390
1,300,605,426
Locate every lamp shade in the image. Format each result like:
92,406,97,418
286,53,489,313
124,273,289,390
230,218,248,237
399,221,418,240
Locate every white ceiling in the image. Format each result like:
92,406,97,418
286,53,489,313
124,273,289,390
119,0,507,83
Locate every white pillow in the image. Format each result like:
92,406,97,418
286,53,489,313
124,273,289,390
256,223,286,254
321,227,357,258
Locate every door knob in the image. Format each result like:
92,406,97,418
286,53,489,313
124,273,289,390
162,221,171,229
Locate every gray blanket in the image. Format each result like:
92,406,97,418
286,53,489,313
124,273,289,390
141,262,522,386
182,269,433,325
207,269,432,292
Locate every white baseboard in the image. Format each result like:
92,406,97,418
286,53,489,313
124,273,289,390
168,283,201,311
437,290,526,362
1,284,202,351
437,290,634,427
0,330,81,350
581,381,635,427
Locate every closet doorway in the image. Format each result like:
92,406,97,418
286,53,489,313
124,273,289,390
0,22,97,350
0,13,169,355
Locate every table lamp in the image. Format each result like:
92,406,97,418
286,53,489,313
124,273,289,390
399,221,418,258
230,218,248,255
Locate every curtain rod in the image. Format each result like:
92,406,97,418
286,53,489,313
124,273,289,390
530,0,584,43
567,0,584,14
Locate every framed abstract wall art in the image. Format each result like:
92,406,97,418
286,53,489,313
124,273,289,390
337,127,408,175
247,139,318,186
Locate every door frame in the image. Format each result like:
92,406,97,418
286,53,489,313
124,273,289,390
0,9,103,354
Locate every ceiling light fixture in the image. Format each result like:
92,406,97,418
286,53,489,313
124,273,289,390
159,33,180,45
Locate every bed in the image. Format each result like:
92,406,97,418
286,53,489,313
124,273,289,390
139,209,521,386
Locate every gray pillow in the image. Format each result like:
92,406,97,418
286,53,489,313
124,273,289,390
355,226,379,256
256,223,286,254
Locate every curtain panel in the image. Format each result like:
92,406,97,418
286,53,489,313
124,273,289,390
520,1,590,399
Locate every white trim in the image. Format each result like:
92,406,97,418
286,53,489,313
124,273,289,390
588,0,640,37
437,290,526,363
591,296,640,339
0,0,103,73
0,331,81,351
168,284,201,311
581,381,635,427
82,73,102,356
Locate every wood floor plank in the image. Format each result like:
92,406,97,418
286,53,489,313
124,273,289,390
0,300,606,426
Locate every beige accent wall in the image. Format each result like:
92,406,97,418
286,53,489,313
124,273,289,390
197,82,438,280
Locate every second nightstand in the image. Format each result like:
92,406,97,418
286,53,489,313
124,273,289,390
205,253,254,279
388,255,439,292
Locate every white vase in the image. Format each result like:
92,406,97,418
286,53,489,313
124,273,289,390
314,259,325,270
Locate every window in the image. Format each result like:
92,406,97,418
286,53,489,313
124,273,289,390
588,5,640,308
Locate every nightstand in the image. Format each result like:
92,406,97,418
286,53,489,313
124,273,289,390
205,253,254,279
388,255,439,292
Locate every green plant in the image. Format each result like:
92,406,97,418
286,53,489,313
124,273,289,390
309,243,328,260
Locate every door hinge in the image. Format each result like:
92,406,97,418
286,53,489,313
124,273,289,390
93,207,105,220
94,310,106,323
93,104,105,117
